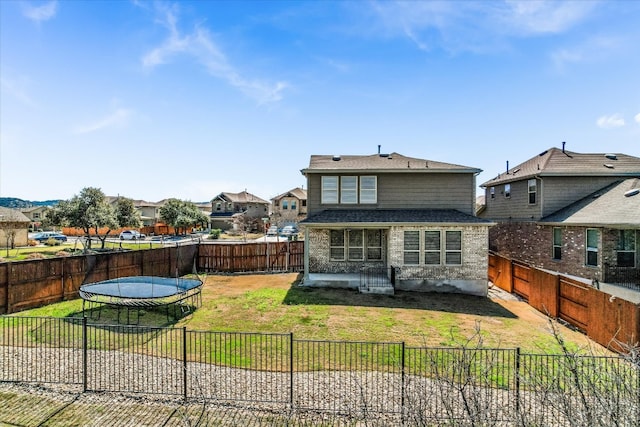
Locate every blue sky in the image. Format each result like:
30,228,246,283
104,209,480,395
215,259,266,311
1,0,639,203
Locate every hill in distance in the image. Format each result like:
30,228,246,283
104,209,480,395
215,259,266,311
0,197,60,209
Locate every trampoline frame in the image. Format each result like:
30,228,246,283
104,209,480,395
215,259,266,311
79,276,203,324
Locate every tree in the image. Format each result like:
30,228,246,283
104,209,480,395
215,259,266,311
46,188,141,250
0,208,24,257
159,199,208,235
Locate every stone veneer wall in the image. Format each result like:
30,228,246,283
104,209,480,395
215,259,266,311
307,229,386,274
387,225,489,296
488,222,628,281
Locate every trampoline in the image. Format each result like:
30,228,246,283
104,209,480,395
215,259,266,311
79,276,203,324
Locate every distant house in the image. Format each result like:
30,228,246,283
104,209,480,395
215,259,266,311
479,144,640,284
20,206,49,231
210,191,270,231
300,152,494,295
270,187,307,226
0,207,31,249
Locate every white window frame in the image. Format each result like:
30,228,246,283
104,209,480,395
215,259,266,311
340,176,358,204
504,184,511,198
360,176,377,204
528,179,537,204
616,230,636,267
586,229,599,267
445,231,462,265
330,230,345,261
321,176,339,204
552,227,562,260
291,200,297,210
490,187,495,199
347,230,364,261
366,229,383,261
282,200,288,210
403,231,420,265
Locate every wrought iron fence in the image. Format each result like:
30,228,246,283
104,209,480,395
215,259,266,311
360,266,396,291
604,264,640,290
1,316,639,425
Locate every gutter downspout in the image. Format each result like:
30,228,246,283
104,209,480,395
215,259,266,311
303,227,310,283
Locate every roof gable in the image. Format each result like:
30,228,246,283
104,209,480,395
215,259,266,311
271,187,307,201
214,191,269,205
482,147,640,187
0,207,31,223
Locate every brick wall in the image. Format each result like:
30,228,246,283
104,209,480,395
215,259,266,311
490,222,608,281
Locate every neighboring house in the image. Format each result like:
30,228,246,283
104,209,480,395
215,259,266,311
210,191,270,231
300,152,494,296
479,144,640,284
20,206,49,231
0,207,31,249
270,187,307,226
134,200,161,226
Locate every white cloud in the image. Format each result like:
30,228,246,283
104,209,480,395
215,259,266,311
22,1,58,23
551,36,621,71
366,0,597,54
141,4,288,105
635,113,640,124
596,114,625,129
73,108,134,134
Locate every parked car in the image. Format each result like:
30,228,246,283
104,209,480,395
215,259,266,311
119,230,146,240
32,232,67,243
266,226,279,236
280,225,299,236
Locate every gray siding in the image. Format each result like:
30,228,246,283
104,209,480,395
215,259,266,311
541,176,623,217
481,179,541,221
306,172,476,216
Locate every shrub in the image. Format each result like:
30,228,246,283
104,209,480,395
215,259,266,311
209,229,222,239
44,238,62,246
55,251,71,257
26,252,46,260
27,239,38,246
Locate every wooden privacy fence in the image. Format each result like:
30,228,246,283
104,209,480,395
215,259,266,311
489,252,640,353
198,241,304,273
1,242,302,314
0,245,197,315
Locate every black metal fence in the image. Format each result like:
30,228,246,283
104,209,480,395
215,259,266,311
1,316,639,425
604,264,640,290
360,266,396,292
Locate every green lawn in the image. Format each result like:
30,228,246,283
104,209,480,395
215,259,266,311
0,240,163,261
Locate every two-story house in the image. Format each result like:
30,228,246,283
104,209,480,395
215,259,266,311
270,187,307,226
20,206,50,231
300,152,494,296
210,191,270,231
479,144,640,284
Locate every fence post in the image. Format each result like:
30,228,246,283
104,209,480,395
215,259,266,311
82,316,87,392
183,327,188,400
290,332,294,408
515,347,521,419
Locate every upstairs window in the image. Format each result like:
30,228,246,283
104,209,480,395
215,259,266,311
490,187,495,199
360,176,377,204
552,228,562,260
322,176,339,204
341,176,358,204
616,230,636,267
586,229,599,267
528,179,537,204
301,200,307,207
291,200,297,210
504,184,511,198
282,200,288,210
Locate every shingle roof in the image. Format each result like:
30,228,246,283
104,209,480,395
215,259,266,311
0,207,31,223
481,147,640,187
540,178,640,226
301,209,494,226
302,152,480,174
271,187,307,201
215,191,269,204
